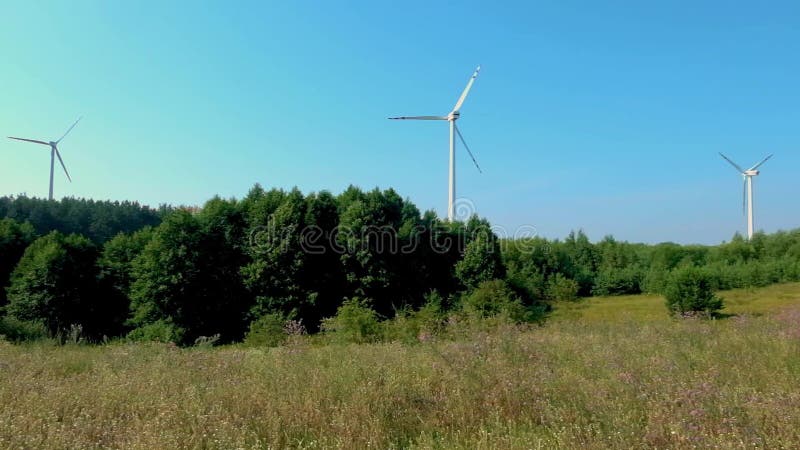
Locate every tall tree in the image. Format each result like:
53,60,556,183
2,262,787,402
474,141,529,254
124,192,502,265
129,210,248,344
96,227,155,336
6,232,103,337
242,188,311,320
455,228,505,291
0,218,37,308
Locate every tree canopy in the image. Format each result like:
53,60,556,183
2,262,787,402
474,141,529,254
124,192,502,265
1,186,799,344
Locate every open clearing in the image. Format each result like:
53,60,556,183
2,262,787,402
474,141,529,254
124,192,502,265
1,283,800,449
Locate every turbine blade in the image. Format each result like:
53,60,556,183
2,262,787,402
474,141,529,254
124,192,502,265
454,124,482,174
56,116,82,143
719,152,745,173
388,116,448,120
8,136,50,146
452,65,481,113
55,148,72,182
749,154,773,171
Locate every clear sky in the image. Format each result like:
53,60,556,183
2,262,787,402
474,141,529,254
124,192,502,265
1,1,798,244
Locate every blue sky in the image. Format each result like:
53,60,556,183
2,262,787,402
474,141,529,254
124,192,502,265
1,1,798,244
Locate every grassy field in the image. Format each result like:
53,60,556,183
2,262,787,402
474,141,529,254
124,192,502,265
2,284,800,449
550,282,800,324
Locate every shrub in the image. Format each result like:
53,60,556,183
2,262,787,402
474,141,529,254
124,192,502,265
243,313,287,347
455,233,505,290
546,274,579,302
461,279,530,323
321,298,382,344
0,316,48,342
413,291,447,333
383,291,446,344
506,265,547,303
592,266,643,296
664,267,724,317
126,320,184,343
642,267,669,293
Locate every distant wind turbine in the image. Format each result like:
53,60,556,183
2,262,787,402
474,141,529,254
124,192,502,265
719,152,773,240
389,66,483,221
8,117,81,201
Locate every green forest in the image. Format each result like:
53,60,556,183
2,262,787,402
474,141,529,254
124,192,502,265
1,186,799,345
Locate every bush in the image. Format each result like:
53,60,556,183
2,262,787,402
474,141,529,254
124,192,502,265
126,320,184,343
455,232,505,290
664,267,724,317
243,313,287,347
461,279,531,323
0,316,48,342
642,267,669,294
383,291,446,344
592,266,643,296
546,274,579,302
321,298,382,344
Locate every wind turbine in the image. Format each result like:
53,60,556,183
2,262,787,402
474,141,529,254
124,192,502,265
719,152,773,240
8,117,81,201
389,66,483,221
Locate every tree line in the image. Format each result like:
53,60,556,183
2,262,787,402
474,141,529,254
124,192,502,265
0,186,505,344
0,195,167,243
503,229,800,301
1,188,799,345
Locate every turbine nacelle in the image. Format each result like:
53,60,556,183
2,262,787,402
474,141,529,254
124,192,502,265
744,170,759,176
447,111,460,121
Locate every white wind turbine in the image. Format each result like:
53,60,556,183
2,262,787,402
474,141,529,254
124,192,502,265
719,152,773,240
389,66,483,221
8,117,81,201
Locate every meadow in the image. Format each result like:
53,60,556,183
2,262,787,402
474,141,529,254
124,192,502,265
1,283,800,449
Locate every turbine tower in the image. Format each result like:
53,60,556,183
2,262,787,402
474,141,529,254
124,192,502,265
389,66,483,221
8,117,81,201
719,152,773,240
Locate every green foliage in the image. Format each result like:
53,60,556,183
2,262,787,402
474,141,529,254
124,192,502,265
243,313,288,347
0,218,36,307
126,319,184,343
455,225,505,290
383,291,447,343
504,228,800,305
461,280,530,323
3,187,800,344
242,188,313,320
5,232,104,337
98,229,154,293
642,267,670,294
0,316,48,342
96,228,155,336
546,273,579,302
0,195,165,244
664,266,724,317
129,211,248,345
321,298,383,344
592,266,644,296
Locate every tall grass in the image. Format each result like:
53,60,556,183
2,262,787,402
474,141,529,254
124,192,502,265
1,284,800,448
